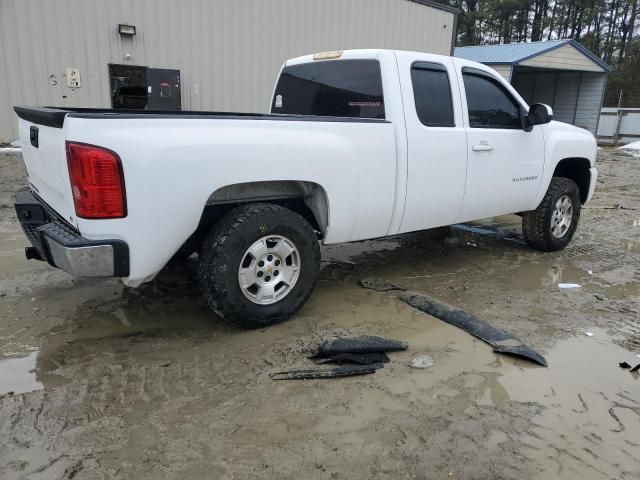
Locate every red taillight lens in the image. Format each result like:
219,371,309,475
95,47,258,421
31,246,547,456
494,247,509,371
66,142,126,219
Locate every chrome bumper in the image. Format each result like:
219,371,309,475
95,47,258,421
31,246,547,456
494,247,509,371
44,238,117,277
14,191,129,278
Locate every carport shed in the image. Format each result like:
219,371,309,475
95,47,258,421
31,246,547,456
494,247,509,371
454,40,612,135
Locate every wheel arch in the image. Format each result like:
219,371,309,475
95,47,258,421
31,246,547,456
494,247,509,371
552,157,591,204
193,180,329,243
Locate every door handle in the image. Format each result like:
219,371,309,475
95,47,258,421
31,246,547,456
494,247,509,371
472,143,494,152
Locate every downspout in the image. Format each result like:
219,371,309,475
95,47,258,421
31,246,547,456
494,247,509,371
450,11,458,55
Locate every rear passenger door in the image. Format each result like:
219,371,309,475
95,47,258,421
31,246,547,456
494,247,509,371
395,53,468,233
456,67,544,222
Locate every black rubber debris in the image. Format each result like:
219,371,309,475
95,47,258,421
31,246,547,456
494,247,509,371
270,363,383,380
399,291,548,367
619,361,632,369
315,335,408,357
631,363,640,373
360,278,405,292
359,278,547,367
314,352,390,365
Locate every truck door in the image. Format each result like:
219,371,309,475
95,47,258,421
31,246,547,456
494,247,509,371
395,53,468,233
456,66,544,222
146,68,181,110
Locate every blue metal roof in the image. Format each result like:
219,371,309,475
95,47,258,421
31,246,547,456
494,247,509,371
454,39,612,72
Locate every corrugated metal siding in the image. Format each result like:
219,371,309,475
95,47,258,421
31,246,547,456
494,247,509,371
486,64,511,81
512,71,559,107
0,0,454,141
512,72,535,102
519,44,605,72
512,69,605,134
546,72,580,124
574,73,606,133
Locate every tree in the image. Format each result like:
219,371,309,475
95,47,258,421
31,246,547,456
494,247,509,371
440,0,640,103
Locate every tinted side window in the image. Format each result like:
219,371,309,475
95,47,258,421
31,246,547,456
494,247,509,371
272,59,385,119
462,73,521,128
411,63,454,127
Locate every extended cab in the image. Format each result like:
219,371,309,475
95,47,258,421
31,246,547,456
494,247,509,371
14,49,597,327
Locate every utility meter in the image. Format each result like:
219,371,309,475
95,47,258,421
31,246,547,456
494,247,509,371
66,68,81,88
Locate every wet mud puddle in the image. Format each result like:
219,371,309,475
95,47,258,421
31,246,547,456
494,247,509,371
2,145,640,479
314,318,639,480
496,330,640,479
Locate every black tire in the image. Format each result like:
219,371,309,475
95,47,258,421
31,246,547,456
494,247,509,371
522,177,581,251
198,203,320,328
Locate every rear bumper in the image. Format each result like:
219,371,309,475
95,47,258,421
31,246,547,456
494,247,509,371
14,191,129,277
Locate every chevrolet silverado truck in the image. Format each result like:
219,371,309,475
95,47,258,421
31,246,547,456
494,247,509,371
13,49,597,328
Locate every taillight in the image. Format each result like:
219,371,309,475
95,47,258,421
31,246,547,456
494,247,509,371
66,142,127,219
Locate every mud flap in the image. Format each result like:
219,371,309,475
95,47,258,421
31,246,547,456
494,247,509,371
270,363,384,380
360,278,548,367
400,292,548,367
314,352,390,365
315,335,408,356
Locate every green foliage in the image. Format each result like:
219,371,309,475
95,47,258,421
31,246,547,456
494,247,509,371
603,37,640,106
445,0,639,104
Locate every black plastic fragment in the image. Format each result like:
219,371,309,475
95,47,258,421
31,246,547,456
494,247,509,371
631,363,640,373
314,352,390,365
315,335,408,357
270,363,383,380
360,278,404,292
360,278,548,367
619,361,632,369
398,291,548,367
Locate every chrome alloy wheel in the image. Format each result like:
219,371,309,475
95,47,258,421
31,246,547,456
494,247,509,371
551,195,573,238
238,235,301,305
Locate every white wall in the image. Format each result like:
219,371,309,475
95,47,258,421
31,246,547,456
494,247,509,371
519,44,605,72
0,0,455,140
486,64,512,81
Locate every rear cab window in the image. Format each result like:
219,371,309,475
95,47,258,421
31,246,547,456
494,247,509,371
271,59,385,119
411,62,455,127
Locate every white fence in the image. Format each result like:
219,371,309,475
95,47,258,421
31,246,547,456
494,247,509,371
597,108,640,145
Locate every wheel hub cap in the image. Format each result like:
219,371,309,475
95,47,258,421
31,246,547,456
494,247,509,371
551,195,573,238
238,235,301,305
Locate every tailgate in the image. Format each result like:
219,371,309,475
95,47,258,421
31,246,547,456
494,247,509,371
14,107,76,224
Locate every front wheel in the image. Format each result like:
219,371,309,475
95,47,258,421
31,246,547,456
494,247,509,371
198,203,320,328
522,177,581,251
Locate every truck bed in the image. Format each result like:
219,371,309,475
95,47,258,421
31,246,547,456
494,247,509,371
14,106,388,129
14,103,398,284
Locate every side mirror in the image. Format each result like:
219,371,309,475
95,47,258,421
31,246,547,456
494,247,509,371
527,103,553,129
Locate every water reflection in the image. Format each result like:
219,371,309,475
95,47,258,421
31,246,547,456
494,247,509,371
0,351,43,395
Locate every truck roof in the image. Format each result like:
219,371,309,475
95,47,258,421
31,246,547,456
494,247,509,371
284,48,454,66
284,48,487,71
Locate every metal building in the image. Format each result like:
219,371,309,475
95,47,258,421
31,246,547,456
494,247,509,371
0,0,458,141
455,40,611,135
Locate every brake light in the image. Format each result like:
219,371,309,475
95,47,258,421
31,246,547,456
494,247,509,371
66,142,127,219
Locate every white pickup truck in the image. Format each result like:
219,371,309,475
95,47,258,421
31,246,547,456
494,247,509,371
14,49,597,328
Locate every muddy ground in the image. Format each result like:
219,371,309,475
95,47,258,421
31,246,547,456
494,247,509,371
0,148,639,480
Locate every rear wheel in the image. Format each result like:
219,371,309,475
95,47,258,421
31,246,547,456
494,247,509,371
198,203,320,328
522,177,581,251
